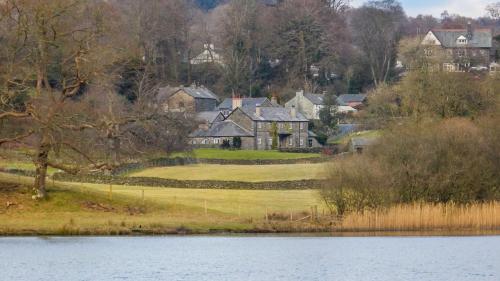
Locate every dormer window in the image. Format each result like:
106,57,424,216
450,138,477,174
457,35,468,45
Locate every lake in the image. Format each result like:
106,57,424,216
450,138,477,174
1,236,499,281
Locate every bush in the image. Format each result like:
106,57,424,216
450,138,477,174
322,117,500,214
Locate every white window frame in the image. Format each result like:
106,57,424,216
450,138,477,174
300,139,304,146
299,123,304,130
289,123,293,129
258,138,262,145
288,138,293,146
268,138,273,145
257,122,262,129
214,138,220,144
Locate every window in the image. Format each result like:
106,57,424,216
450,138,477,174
257,122,262,129
202,139,208,144
258,138,262,145
214,138,220,144
178,102,185,108
289,123,293,129
192,140,197,144
288,138,293,146
268,138,273,145
457,50,466,57
299,123,304,130
424,48,433,57
300,139,304,146
457,36,467,45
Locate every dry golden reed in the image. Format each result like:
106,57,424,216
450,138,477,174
337,202,500,232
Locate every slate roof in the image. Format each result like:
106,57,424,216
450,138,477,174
218,97,270,110
190,120,253,138
351,137,377,147
157,85,219,102
196,111,223,124
337,94,367,106
239,107,308,122
431,29,492,48
304,93,325,105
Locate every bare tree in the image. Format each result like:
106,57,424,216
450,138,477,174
350,0,406,87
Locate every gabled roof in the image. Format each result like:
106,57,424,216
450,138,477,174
157,85,219,101
189,120,253,138
429,29,492,48
304,93,325,105
179,86,219,100
196,111,224,124
238,107,308,122
337,94,367,106
218,97,270,110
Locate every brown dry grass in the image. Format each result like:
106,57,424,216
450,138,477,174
336,202,500,232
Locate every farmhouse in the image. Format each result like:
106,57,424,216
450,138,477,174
190,97,320,150
157,84,219,112
285,90,325,120
421,23,493,72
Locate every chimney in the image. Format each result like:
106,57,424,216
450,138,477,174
296,89,304,99
291,105,297,118
271,95,278,105
256,104,261,117
467,21,473,40
232,95,242,110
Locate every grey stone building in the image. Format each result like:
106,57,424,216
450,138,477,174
421,24,493,72
157,85,219,113
285,90,325,120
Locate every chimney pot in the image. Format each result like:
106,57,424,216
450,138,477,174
256,105,261,117
291,105,297,118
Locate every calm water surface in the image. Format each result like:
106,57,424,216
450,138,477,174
0,236,499,281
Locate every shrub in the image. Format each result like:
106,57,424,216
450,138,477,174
322,117,500,215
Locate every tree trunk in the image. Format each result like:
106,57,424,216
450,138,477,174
33,140,51,200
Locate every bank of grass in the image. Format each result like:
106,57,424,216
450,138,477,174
174,148,320,160
129,163,328,182
1,173,499,235
0,172,324,235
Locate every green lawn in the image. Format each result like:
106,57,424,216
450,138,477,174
129,163,328,182
0,159,58,175
174,148,320,160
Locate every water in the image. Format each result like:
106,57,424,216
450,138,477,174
0,236,499,281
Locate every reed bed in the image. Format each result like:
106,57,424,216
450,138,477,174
337,202,500,232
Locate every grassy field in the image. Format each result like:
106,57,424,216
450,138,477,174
1,172,499,235
0,158,58,175
129,163,328,182
175,148,320,160
0,172,324,234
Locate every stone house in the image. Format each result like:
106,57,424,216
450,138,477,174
189,120,254,148
190,44,224,66
421,23,493,72
157,85,219,113
225,106,311,150
285,90,325,120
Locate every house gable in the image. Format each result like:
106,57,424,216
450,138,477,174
422,31,442,46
